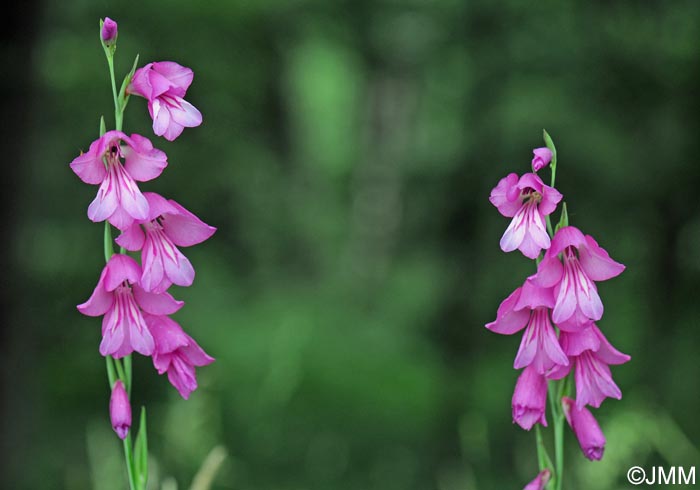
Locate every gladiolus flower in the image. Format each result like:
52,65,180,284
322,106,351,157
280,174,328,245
70,130,168,230
533,226,625,331
145,314,214,399
109,380,131,439
129,62,202,141
524,469,551,490
486,279,568,375
77,254,184,358
489,172,563,259
116,192,216,293
512,365,548,430
531,147,552,172
549,325,630,408
101,17,118,46
562,397,606,461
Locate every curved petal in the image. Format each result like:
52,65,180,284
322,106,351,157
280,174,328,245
168,96,202,128
116,224,146,251
517,173,545,194
151,98,171,137
164,247,195,288
144,192,180,221
133,284,184,315
87,176,118,223
70,138,107,184
485,287,529,334
128,63,154,99
516,278,555,310
182,333,215,366
500,208,528,253
489,173,521,217
592,325,631,365
579,235,625,281
99,306,125,357
153,61,194,95
104,254,142,290
549,226,586,257
161,200,216,247
559,325,600,356
533,256,563,288
144,314,190,354
77,267,114,316
575,278,603,321
122,133,168,182
539,184,563,216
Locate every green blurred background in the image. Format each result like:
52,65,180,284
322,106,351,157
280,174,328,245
2,1,699,489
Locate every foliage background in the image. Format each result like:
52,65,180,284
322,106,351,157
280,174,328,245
2,1,699,489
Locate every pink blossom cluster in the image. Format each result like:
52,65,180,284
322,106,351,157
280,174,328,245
486,144,629,468
71,61,214,401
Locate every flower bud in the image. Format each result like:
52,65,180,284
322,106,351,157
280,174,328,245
531,147,552,172
561,396,606,460
101,17,118,47
524,469,551,490
512,365,548,430
109,380,131,439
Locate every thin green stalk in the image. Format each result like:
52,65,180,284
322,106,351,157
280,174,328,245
548,382,565,490
123,433,138,490
124,354,132,396
106,55,123,131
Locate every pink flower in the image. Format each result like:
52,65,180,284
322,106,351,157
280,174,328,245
116,192,216,293
549,325,630,408
533,226,625,331
512,365,548,430
101,17,118,45
562,397,606,461
77,254,184,358
523,469,551,490
128,62,202,141
489,173,563,259
145,314,214,399
531,147,552,172
70,130,168,230
486,280,568,375
109,380,131,439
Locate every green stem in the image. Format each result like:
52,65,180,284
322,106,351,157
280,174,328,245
123,433,138,490
124,354,132,396
106,55,123,131
548,382,565,490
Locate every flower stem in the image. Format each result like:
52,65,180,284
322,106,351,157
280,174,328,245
548,382,565,490
106,55,123,131
123,433,137,490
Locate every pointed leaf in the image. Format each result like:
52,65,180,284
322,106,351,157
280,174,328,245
134,406,148,489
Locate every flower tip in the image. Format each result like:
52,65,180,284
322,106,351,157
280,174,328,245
532,147,553,172
109,380,131,440
101,17,118,46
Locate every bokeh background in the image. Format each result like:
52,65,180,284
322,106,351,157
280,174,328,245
2,1,700,489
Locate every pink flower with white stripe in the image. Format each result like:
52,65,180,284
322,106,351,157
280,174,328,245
116,192,216,293
533,226,625,331
489,172,562,259
145,313,214,399
548,324,630,409
77,254,183,358
128,61,202,141
523,469,551,490
486,279,568,375
70,130,167,230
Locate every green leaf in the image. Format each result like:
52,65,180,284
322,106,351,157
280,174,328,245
105,356,117,389
118,54,140,110
543,129,557,165
99,116,106,136
134,407,148,489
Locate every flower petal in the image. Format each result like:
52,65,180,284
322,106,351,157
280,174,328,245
122,133,168,182
133,284,184,315
161,200,216,247
579,235,625,281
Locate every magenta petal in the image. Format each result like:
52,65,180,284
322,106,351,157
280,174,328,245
575,280,604,321
99,307,126,356
575,353,622,409
87,178,118,223
489,173,521,217
552,277,577,325
524,469,551,490
168,96,202,128
129,317,155,356
533,256,563,288
163,248,195,287
538,184,563,216
485,287,529,335
151,99,171,136
579,235,625,281
133,284,184,315
592,325,631,365
116,224,146,251
129,64,154,99
515,279,555,310
104,255,142,290
559,325,600,357
546,362,571,380
500,209,528,253
77,268,114,316
122,133,168,182
144,314,189,354
549,226,586,257
562,397,606,461
512,365,548,430
517,173,545,194
144,192,180,221
161,200,216,247
167,360,197,399
161,119,185,142
70,139,107,185
181,334,215,366
152,61,194,94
